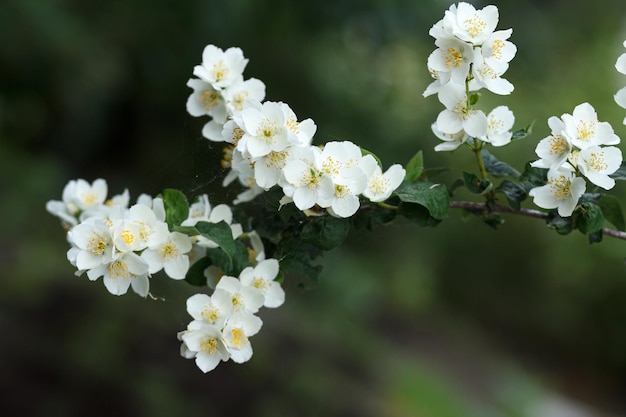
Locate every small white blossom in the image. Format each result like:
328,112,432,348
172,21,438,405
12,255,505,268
561,102,619,149
481,106,515,146
180,321,230,373
239,259,285,308
577,146,622,190
87,252,150,297
436,81,488,137
531,116,572,170
360,155,406,202
448,2,499,45
529,168,586,217
141,231,193,279
193,45,248,90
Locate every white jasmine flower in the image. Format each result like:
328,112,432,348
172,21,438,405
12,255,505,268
215,275,264,314
193,45,247,90
180,321,230,372
481,106,515,146
470,49,513,95
432,123,469,152
280,102,317,147
239,259,284,308
223,77,266,115
238,100,289,158
449,2,499,45
436,81,488,137
529,168,586,217
427,37,474,84
222,312,263,364
87,252,150,297
282,145,334,211
577,146,622,190
531,116,572,169
186,291,233,328
141,231,193,279
360,155,406,202
185,78,227,124
561,102,619,149
481,29,517,73
67,217,114,271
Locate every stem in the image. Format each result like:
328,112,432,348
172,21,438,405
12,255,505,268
473,143,488,180
376,201,399,211
449,200,626,241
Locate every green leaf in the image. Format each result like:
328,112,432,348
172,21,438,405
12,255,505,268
597,194,625,231
481,150,520,178
588,230,603,244
482,211,504,229
518,162,547,192
511,121,534,141
609,161,626,180
546,212,574,235
463,172,492,195
301,216,351,250
275,237,323,287
405,150,424,182
395,180,450,220
173,225,200,236
573,202,605,235
360,147,383,169
162,189,189,229
398,202,442,227
495,180,527,211
184,256,212,287
469,92,481,105
195,221,237,258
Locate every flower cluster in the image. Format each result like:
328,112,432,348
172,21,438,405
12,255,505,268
177,259,284,372
615,41,626,124
186,45,405,217
529,103,622,217
425,2,517,151
46,179,193,296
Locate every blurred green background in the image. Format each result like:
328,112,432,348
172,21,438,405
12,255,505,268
3,0,626,415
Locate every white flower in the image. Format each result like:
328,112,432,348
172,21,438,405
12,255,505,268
222,312,263,364
141,231,193,279
531,116,572,170
436,81,488,137
67,217,114,271
215,275,264,314
561,102,620,149
448,2,499,45
87,252,150,297
186,291,233,328
252,148,291,189
577,146,622,190
427,37,474,84
223,77,266,115
282,145,334,211
470,48,513,95
193,45,247,89
423,66,451,97
281,102,317,147
48,179,109,225
481,105,515,146
529,168,586,217
239,259,285,308
481,29,516,73
180,321,230,372
185,78,227,123
432,124,469,152
360,155,405,202
616,41,626,75
238,101,289,158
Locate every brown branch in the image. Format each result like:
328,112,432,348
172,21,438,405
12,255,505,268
449,200,626,241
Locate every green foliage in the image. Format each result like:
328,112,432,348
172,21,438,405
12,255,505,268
481,150,520,178
518,163,548,192
184,256,213,286
301,216,351,250
510,121,534,141
573,202,605,235
395,180,450,224
162,188,189,229
596,194,626,231
496,180,527,211
462,172,492,195
405,150,424,182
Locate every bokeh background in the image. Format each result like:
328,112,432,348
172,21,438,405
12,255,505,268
3,0,626,415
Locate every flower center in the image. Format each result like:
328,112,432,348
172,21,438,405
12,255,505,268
200,337,219,355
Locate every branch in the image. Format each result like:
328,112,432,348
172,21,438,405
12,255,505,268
449,200,626,241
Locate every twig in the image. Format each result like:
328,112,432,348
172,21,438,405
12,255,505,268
449,200,626,241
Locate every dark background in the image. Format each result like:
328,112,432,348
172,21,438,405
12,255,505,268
3,0,626,415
